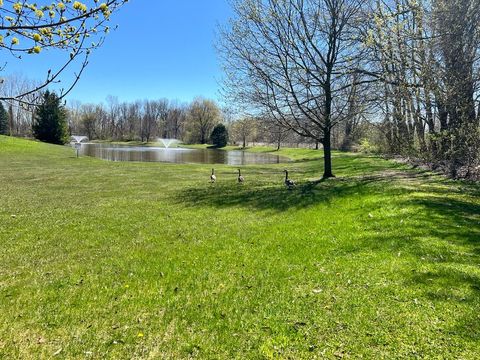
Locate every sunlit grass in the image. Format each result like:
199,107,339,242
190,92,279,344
1,135,479,358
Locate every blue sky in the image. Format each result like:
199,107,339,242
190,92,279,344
6,1,232,105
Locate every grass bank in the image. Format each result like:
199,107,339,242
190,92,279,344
184,143,325,162
1,135,479,358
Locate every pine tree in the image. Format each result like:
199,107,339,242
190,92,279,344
33,91,68,144
0,102,8,135
210,124,229,148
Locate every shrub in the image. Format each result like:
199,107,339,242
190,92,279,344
210,124,229,148
358,138,380,154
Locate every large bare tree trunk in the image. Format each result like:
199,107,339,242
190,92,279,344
323,127,334,178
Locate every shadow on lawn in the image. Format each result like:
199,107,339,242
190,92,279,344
174,153,432,213
176,176,383,212
176,166,459,212
361,191,480,341
177,169,480,341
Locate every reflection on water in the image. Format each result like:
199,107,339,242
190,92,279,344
79,143,288,165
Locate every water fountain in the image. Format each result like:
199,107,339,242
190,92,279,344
71,135,89,158
157,138,179,149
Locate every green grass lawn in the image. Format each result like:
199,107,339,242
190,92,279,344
1,135,479,359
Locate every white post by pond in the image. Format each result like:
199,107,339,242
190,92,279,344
75,142,82,158
71,136,88,158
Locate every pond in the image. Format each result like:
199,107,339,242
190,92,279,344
78,143,289,165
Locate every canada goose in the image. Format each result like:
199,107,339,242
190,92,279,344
237,168,245,183
210,168,217,183
284,169,296,188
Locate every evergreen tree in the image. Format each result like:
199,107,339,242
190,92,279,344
210,124,229,148
33,91,68,145
0,102,8,135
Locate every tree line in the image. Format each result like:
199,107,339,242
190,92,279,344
2,86,313,148
66,96,317,147
66,97,252,145
358,0,480,179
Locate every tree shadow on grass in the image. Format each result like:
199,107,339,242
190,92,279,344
175,164,473,213
403,196,480,257
176,167,480,342
358,192,480,342
175,176,383,212
409,266,480,341
355,184,480,265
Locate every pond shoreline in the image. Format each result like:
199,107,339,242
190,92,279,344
79,142,290,165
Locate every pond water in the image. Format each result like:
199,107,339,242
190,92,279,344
78,143,288,165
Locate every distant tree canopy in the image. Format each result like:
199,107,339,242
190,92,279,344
0,0,128,105
33,91,68,145
0,102,8,135
210,123,229,148
186,98,221,144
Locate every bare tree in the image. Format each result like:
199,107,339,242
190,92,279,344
186,98,220,144
433,0,480,175
364,0,480,177
155,99,170,139
106,95,120,139
80,104,98,140
66,99,83,135
141,100,161,142
0,74,41,136
231,117,257,148
166,102,187,139
219,0,368,178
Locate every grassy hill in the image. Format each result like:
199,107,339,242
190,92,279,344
1,135,479,358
